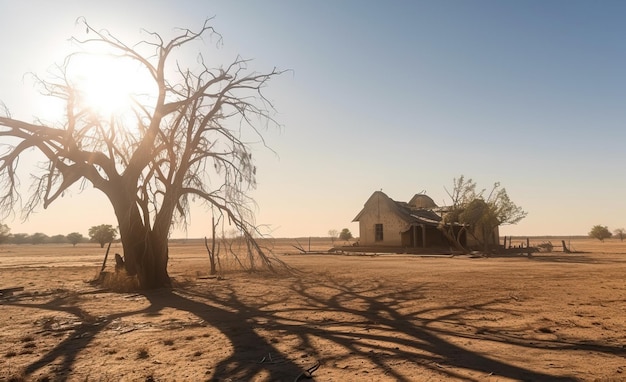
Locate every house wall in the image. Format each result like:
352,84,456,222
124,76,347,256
465,225,501,248
401,225,456,248
358,193,407,246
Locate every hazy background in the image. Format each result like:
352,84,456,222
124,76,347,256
1,1,625,239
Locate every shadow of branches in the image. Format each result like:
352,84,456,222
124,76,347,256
4,271,625,381
171,273,624,381
3,289,136,379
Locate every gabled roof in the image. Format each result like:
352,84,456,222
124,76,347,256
408,194,438,209
353,191,442,226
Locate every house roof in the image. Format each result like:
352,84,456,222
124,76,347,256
353,191,443,227
394,201,442,226
408,194,438,209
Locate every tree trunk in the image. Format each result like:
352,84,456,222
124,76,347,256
206,215,219,275
112,197,171,289
438,224,467,253
205,237,217,275
121,228,171,289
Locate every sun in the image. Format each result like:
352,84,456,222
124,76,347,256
80,66,132,115
71,53,156,118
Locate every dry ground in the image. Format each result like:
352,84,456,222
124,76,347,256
0,237,625,381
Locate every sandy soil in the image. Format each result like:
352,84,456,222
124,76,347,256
0,238,625,381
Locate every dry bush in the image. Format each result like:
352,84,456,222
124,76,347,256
176,252,287,281
137,347,150,359
537,241,554,252
96,271,140,292
0,366,26,382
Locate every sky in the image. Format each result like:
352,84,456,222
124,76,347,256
0,1,625,239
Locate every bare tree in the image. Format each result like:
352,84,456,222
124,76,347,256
328,229,338,244
0,19,285,288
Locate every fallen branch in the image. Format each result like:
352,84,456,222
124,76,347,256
292,239,306,253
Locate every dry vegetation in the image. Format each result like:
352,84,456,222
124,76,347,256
0,237,625,381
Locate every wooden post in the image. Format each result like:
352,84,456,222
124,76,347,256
99,241,113,274
561,240,572,254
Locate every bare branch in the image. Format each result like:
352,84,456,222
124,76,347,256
0,17,286,287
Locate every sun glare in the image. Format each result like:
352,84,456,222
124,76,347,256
72,53,156,118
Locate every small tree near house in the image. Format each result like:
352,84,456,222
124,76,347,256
339,228,353,242
439,175,527,253
589,225,612,242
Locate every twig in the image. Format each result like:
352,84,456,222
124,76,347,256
294,361,320,381
292,241,306,253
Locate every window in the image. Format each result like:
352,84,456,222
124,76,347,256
375,224,384,241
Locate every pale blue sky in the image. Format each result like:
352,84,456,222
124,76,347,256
1,1,625,238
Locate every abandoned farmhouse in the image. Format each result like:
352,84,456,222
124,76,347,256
352,191,499,249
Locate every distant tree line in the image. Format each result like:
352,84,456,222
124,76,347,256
0,230,88,245
0,223,118,246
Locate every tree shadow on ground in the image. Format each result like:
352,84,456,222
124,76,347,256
167,274,624,381
3,289,134,379
141,287,306,380
3,285,307,381
291,275,626,380
4,273,625,381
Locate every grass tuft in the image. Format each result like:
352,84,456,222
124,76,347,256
3,371,26,382
96,271,140,292
137,347,150,359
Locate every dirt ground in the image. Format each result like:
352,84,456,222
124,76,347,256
0,237,625,381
